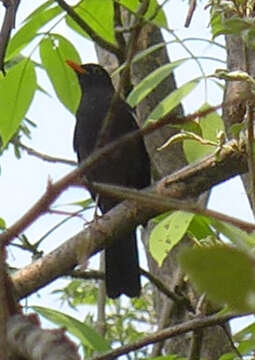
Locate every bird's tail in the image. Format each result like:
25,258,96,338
105,230,141,298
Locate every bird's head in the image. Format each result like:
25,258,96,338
66,60,113,90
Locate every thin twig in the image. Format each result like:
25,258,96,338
10,137,250,300
0,0,21,72
185,0,197,27
90,313,247,360
70,269,104,281
221,324,243,359
92,183,255,233
54,0,123,61
71,267,192,311
96,0,149,147
96,254,106,337
140,268,193,310
15,140,76,166
0,102,246,246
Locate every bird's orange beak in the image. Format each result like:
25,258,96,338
66,60,87,74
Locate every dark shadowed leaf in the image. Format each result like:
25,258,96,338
188,215,215,240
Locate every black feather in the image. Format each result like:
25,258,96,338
71,63,150,298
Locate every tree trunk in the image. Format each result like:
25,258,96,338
96,9,232,358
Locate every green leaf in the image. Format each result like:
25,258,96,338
25,0,55,21
232,321,255,355
0,59,36,146
65,15,90,39
210,12,225,39
224,17,251,34
183,103,224,163
219,354,236,360
33,306,110,352
145,79,199,124
210,12,251,39
40,34,81,113
242,28,255,50
127,60,186,107
173,120,202,136
229,123,245,139
118,0,168,28
113,42,167,77
211,220,255,248
71,0,116,45
6,6,62,60
149,211,194,266
54,198,93,209
180,246,255,311
188,215,215,240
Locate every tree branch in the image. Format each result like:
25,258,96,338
1,104,225,245
4,102,249,300
7,314,80,360
15,140,76,166
90,312,247,360
92,179,254,232
54,0,123,61
140,268,193,310
0,0,21,72
11,137,251,300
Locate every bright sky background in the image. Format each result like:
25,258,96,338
0,0,253,333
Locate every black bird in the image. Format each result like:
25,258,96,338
67,61,150,298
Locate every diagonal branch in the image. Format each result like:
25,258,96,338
90,312,247,360
12,137,251,300
0,0,21,72
15,140,76,166
54,0,123,61
1,104,225,246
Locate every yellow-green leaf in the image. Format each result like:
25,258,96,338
71,0,116,45
40,34,81,113
183,103,224,163
127,60,186,108
180,246,255,311
150,211,194,266
145,79,199,125
0,59,36,146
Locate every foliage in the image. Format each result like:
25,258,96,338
2,0,255,359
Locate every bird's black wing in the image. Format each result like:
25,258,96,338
74,90,150,298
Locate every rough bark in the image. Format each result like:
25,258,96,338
223,31,255,210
